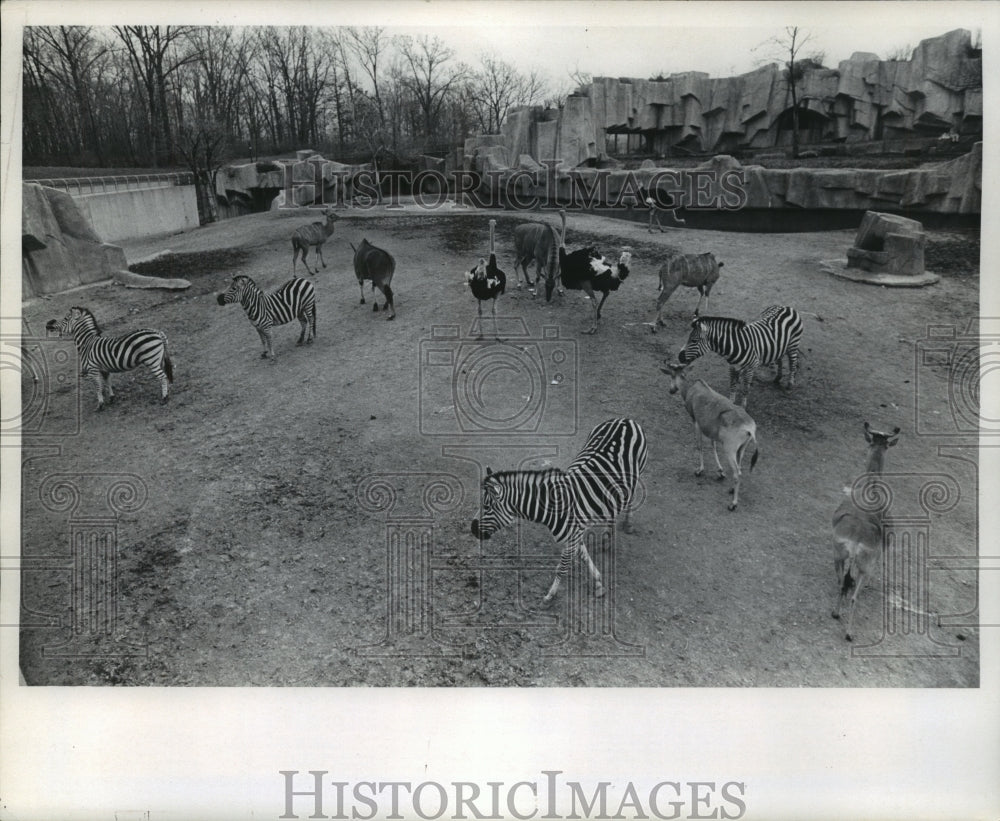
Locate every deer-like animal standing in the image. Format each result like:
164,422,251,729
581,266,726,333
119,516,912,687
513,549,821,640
831,422,900,641
291,206,339,275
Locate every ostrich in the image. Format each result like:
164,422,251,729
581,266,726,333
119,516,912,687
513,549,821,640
551,209,632,335
466,219,506,340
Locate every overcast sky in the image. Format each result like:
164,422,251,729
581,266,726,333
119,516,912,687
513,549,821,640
11,0,991,90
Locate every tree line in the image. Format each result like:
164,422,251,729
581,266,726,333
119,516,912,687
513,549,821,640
23,25,556,174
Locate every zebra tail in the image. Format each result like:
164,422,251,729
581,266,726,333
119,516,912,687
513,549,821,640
156,332,174,383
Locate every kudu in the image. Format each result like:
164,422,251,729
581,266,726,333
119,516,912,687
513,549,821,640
291,206,339,275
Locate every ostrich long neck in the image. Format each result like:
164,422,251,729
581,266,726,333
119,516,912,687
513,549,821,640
489,220,496,257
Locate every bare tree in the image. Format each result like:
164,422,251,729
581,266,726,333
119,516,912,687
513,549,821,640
345,26,390,129
114,25,199,166
31,27,109,164
756,26,815,158
467,53,546,134
396,34,468,151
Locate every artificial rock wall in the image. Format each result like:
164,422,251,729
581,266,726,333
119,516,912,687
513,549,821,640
22,184,129,298
468,28,981,171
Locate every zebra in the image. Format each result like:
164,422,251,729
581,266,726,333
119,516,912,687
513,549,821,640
216,275,316,359
677,305,803,407
470,418,648,604
45,306,173,411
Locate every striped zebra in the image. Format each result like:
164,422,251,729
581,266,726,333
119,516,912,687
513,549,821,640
216,275,316,359
677,305,803,407
45,306,173,411
471,418,648,604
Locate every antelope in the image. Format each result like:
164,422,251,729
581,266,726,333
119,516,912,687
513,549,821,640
291,206,339,275
512,219,560,294
832,422,900,641
653,252,723,328
351,238,396,320
661,361,759,510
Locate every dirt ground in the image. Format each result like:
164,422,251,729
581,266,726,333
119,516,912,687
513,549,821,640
18,203,980,686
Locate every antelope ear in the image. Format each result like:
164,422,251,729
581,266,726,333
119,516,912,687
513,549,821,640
863,421,873,443
485,467,493,477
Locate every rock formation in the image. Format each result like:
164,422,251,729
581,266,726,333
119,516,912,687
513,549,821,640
22,183,190,298
463,29,982,216
474,29,980,167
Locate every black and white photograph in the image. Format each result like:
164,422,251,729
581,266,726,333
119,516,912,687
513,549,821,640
2,0,997,819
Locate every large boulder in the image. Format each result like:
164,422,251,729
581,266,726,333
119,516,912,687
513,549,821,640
22,184,129,298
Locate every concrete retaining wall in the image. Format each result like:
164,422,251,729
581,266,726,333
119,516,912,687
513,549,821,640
76,184,200,242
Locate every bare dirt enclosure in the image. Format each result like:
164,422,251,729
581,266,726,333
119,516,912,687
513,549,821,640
19,205,979,686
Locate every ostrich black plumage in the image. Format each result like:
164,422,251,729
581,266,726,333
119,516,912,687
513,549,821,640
551,209,632,334
467,218,507,340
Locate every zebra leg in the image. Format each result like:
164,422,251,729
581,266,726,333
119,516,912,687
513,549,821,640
774,356,784,385
150,366,169,403
578,540,605,598
787,348,799,389
297,316,307,345
88,371,105,411
738,369,753,407
728,368,741,404
256,327,273,359
543,543,573,605
102,371,115,405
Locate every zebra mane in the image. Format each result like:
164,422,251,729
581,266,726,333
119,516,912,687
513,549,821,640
486,468,566,483
694,315,745,330
72,306,102,335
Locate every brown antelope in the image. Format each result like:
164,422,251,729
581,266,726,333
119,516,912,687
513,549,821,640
832,422,900,641
661,361,759,510
653,252,723,328
351,238,396,320
512,219,560,294
291,206,339,275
